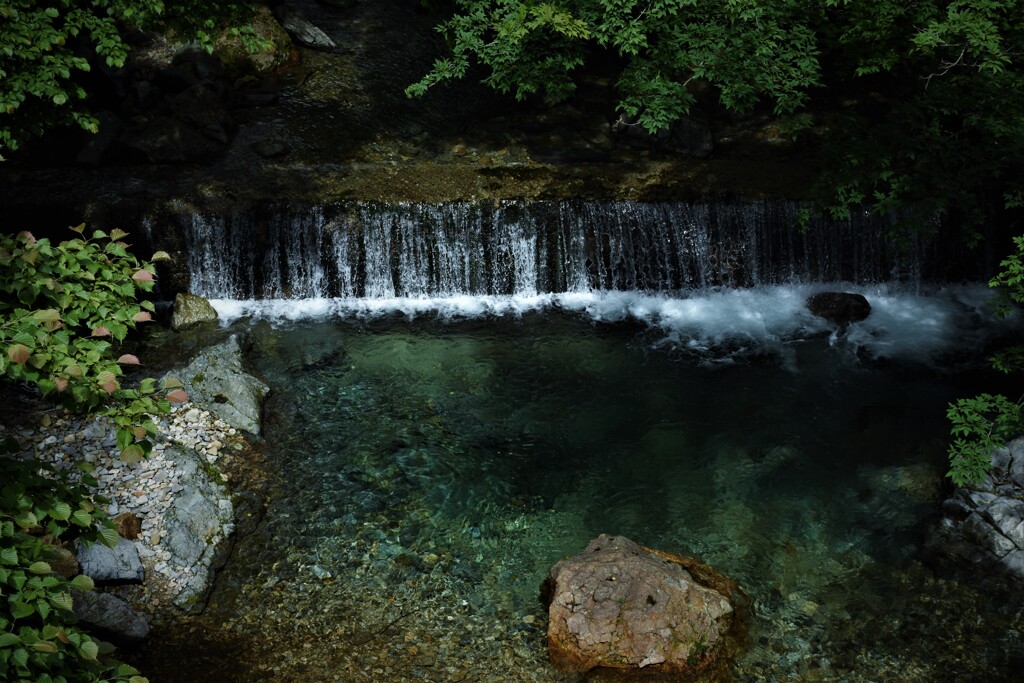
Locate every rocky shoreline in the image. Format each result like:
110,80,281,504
0,400,243,629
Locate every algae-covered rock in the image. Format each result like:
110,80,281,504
172,292,219,331
162,445,235,613
166,334,269,435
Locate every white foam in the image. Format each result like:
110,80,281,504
209,283,1016,365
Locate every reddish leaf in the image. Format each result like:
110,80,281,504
132,311,153,323
166,388,189,404
131,269,154,282
91,326,111,337
116,354,140,365
54,377,68,393
17,230,36,245
68,224,85,234
100,380,118,394
132,426,148,440
7,344,30,365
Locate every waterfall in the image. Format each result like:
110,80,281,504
179,200,932,300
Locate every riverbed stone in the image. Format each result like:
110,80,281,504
77,538,144,584
167,334,269,434
172,292,219,330
928,436,1024,587
73,590,150,641
544,534,740,678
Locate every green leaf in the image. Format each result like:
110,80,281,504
69,509,92,527
69,574,95,592
1,547,18,565
14,511,38,529
78,638,99,662
27,561,52,575
11,647,28,667
49,501,71,521
97,526,120,549
0,633,20,647
49,592,73,612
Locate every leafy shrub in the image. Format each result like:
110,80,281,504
1,225,184,681
0,0,270,157
0,227,186,464
1,457,148,683
947,236,1024,485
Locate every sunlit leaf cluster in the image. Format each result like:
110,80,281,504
0,227,179,464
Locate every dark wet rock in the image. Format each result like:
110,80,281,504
119,116,224,163
807,292,871,326
614,115,714,158
544,534,742,677
77,538,144,584
172,292,219,331
252,135,291,158
319,0,358,9
276,8,337,49
73,590,150,641
167,335,269,435
168,84,234,143
162,445,235,613
928,437,1024,588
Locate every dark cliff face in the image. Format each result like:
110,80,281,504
0,0,818,233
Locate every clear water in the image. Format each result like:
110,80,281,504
142,286,1024,682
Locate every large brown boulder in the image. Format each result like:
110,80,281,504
544,534,744,679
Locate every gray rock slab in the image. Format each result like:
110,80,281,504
77,538,144,583
162,446,235,613
166,334,269,434
73,590,150,641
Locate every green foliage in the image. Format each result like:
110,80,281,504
408,0,823,129
0,0,267,157
0,457,148,682
411,1,1024,233
0,227,175,681
947,394,1024,486
947,234,1024,485
0,226,179,463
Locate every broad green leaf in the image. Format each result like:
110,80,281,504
49,502,71,521
0,633,19,647
32,639,58,653
69,574,94,592
15,511,38,529
79,639,99,662
69,509,92,527
10,600,34,619
49,592,73,611
0,547,17,565
97,526,120,548
27,561,52,575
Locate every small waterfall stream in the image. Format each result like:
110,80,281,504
180,200,933,300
